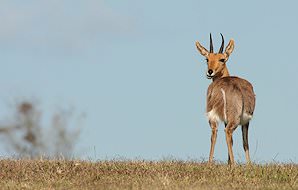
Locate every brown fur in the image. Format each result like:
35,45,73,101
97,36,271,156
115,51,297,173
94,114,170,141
196,35,256,164
207,76,255,122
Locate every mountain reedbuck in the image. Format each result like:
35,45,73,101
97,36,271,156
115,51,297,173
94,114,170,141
195,34,256,164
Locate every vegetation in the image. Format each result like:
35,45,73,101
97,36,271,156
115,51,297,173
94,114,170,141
0,100,83,158
0,159,297,189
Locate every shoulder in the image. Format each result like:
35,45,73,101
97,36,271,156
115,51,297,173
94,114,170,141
209,76,254,92
217,76,252,85
219,76,254,94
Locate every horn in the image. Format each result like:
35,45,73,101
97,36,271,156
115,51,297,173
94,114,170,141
209,33,214,53
219,33,224,53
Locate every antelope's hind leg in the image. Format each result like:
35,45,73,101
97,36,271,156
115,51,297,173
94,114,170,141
208,121,218,164
225,122,238,165
225,123,233,164
242,122,251,164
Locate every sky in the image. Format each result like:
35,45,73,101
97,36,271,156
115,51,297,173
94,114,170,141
0,0,298,163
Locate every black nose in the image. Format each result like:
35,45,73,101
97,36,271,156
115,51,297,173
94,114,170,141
208,69,213,75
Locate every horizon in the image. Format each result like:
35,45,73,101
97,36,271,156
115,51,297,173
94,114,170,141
0,0,297,163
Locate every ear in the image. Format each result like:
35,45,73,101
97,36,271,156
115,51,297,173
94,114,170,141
196,41,209,57
225,39,234,57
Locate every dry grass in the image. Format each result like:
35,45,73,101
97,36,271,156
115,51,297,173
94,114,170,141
0,159,297,189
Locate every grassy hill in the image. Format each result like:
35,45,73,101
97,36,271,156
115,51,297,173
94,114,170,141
0,159,297,189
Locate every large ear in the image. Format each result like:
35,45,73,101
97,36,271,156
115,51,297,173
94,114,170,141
196,41,209,57
225,39,234,57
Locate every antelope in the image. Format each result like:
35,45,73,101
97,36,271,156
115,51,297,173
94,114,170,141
195,34,256,165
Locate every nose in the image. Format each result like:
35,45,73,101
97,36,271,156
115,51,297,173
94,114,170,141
208,69,213,75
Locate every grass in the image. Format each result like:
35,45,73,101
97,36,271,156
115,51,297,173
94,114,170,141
0,159,297,189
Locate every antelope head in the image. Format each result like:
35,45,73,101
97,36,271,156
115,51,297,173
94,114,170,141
196,34,235,81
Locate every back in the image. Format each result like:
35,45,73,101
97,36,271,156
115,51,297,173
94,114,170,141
207,76,255,124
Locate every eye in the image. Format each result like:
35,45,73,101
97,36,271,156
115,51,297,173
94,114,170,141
206,58,209,62
219,59,225,62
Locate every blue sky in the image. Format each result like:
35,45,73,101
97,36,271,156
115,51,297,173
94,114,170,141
0,0,297,162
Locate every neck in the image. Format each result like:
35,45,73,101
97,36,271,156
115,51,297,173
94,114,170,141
212,66,230,82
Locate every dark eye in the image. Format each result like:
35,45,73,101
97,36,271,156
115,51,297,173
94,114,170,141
206,58,209,62
219,59,225,62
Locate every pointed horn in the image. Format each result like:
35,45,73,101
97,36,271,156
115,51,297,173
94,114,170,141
209,33,213,53
219,33,224,53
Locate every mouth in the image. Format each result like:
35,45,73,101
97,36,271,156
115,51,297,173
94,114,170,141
206,74,214,79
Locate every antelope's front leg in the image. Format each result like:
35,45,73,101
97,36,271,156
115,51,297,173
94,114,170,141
208,120,218,163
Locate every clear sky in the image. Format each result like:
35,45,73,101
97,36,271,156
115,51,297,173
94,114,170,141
0,0,297,163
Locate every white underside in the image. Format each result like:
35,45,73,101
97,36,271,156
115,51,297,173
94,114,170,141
240,112,253,125
207,109,253,125
206,109,220,124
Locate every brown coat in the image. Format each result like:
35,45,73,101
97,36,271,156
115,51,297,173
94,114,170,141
207,76,255,126
196,34,256,164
